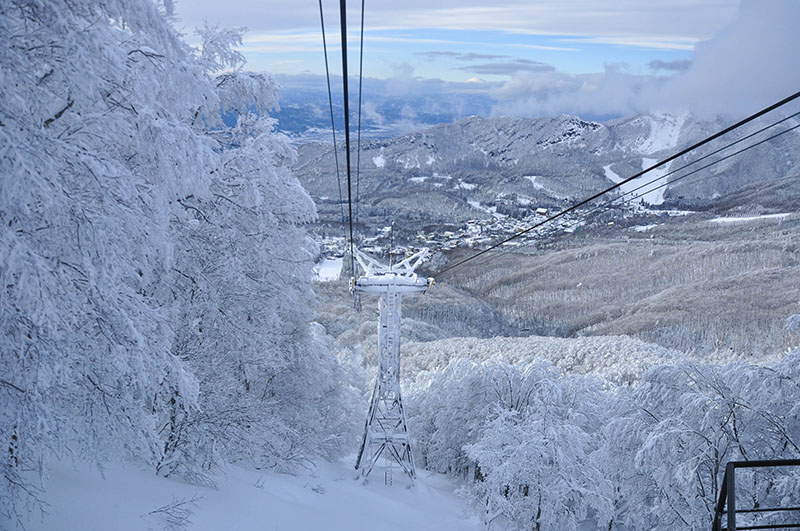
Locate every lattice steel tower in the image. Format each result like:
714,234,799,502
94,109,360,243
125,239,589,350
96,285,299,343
353,249,433,482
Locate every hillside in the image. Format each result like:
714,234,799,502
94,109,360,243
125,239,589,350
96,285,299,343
439,209,800,356
293,112,800,236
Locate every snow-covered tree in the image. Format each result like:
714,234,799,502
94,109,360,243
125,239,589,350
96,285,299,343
1,0,354,522
410,357,612,530
410,346,800,530
1,0,210,517
626,357,799,529
409,359,493,476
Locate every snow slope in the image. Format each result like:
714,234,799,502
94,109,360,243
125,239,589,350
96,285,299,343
604,159,668,205
12,458,480,531
314,257,344,281
709,213,793,224
631,113,687,154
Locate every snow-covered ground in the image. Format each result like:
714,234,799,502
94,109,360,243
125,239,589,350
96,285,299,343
709,213,793,224
12,457,480,531
523,175,568,199
313,257,343,281
467,200,504,219
603,159,668,205
632,113,688,155
632,223,660,232
638,158,668,205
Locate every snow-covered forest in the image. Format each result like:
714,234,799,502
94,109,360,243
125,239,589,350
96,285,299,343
2,0,800,530
1,0,356,525
316,275,800,529
408,352,800,530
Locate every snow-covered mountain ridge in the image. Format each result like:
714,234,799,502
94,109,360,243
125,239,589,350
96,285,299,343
294,111,800,235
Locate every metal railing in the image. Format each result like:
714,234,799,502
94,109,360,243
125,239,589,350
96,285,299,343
713,459,800,531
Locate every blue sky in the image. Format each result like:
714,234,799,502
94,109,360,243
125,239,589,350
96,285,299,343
173,0,800,121
175,0,731,80
235,27,695,82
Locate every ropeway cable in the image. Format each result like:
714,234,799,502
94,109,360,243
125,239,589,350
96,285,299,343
355,0,366,230
607,111,800,209
456,119,800,274
339,0,357,279
317,0,348,239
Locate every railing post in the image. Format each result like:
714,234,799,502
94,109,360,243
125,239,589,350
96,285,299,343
727,462,736,531
712,459,800,531
713,465,727,531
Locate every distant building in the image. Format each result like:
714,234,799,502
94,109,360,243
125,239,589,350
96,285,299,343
536,207,548,216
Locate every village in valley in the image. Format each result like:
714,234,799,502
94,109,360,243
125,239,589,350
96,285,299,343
313,192,694,280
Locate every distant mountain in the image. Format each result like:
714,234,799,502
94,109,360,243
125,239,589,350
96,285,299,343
292,111,800,232
272,74,496,141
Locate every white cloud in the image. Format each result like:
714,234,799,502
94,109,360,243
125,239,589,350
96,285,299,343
458,59,555,76
490,0,800,119
361,100,385,126
386,1,737,46
490,68,661,119
651,0,800,118
648,59,691,73
176,0,738,51
558,35,695,51
400,104,417,120
183,0,799,122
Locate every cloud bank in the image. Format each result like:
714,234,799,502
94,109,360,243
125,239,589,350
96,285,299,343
648,59,691,73
272,0,799,134
490,0,800,119
654,0,800,117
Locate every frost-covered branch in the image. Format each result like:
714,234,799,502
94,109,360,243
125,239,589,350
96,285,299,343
143,495,202,531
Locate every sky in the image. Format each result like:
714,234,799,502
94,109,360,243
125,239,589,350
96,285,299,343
173,0,800,122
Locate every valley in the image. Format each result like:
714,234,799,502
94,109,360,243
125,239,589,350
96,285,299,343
299,112,800,359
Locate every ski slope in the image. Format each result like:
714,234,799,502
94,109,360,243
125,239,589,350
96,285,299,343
12,457,480,531
709,213,793,224
603,159,668,205
314,257,344,281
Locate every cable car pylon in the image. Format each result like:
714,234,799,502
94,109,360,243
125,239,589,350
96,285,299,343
352,248,434,483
